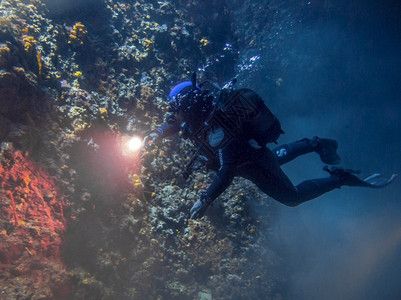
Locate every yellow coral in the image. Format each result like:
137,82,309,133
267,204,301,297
73,122,88,132
74,71,82,77
132,174,142,188
36,51,42,76
22,35,37,52
69,22,87,45
143,38,154,51
99,107,108,115
68,106,86,118
13,67,25,73
0,43,10,56
200,37,209,47
21,27,29,35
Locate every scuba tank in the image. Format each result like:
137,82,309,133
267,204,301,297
182,73,284,178
218,88,284,145
202,77,284,146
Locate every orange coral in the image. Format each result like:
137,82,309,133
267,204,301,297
22,35,37,52
36,51,42,76
68,22,87,45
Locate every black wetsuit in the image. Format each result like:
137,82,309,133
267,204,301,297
155,114,341,207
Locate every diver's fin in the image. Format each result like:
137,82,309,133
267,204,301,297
323,166,397,188
362,173,398,188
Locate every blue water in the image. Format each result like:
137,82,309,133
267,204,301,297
234,1,401,299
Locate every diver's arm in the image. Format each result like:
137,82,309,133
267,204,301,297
190,147,235,219
208,142,237,196
144,114,180,146
206,161,235,199
155,119,180,138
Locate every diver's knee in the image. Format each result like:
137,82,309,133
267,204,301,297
273,193,301,207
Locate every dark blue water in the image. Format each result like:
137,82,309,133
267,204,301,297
234,1,401,299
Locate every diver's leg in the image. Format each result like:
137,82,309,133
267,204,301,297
241,148,396,207
272,138,316,165
240,148,341,206
287,167,398,203
272,136,341,166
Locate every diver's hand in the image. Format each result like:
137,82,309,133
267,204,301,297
143,132,159,149
190,193,212,219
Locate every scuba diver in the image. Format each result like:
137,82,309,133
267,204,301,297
144,73,397,220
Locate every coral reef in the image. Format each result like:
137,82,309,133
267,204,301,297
0,147,69,299
0,0,283,299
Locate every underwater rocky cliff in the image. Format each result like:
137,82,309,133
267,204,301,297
3,1,399,299
0,1,282,299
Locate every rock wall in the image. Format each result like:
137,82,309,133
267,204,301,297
0,1,282,299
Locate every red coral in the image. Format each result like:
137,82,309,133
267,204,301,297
0,150,69,298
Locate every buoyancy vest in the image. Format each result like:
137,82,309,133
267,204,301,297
192,88,284,160
221,88,283,145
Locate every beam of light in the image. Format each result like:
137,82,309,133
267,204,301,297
126,136,142,152
122,136,143,156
